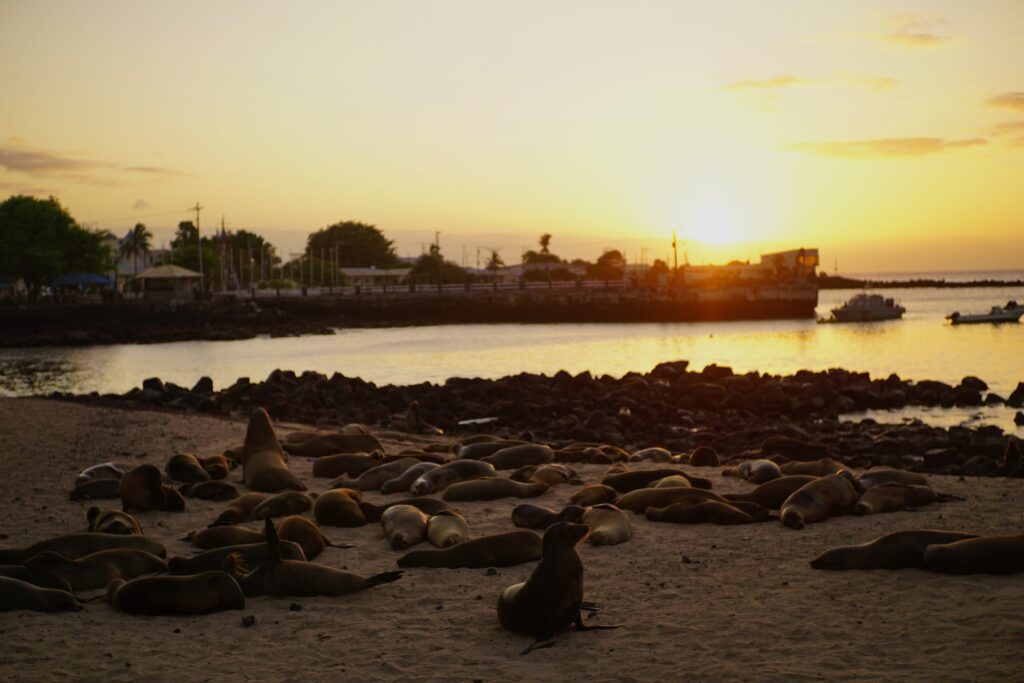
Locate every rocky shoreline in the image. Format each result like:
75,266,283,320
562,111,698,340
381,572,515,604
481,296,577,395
59,361,1024,478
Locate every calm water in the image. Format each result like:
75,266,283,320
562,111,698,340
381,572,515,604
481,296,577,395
2,284,1022,431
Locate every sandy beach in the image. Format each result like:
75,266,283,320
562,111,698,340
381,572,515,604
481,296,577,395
1,397,1022,682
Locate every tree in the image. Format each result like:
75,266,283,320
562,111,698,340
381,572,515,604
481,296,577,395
643,258,670,286
0,195,111,294
306,221,397,268
586,249,625,281
485,250,505,271
522,250,561,265
539,233,552,254
408,244,470,284
119,222,153,277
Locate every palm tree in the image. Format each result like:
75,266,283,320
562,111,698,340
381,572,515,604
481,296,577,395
486,249,505,271
539,233,552,254
119,223,153,280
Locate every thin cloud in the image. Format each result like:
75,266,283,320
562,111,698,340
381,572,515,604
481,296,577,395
988,120,1024,135
882,14,951,47
987,92,1024,112
0,142,188,184
788,137,987,159
723,76,815,91
723,74,897,93
131,199,151,210
841,74,898,91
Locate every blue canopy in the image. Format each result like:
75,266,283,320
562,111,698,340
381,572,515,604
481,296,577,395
51,272,114,288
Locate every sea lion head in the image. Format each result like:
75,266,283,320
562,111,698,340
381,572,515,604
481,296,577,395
837,469,864,494
544,522,590,550
810,546,854,570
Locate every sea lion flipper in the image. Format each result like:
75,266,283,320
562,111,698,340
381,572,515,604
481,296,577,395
521,639,558,655
366,570,403,587
264,518,283,563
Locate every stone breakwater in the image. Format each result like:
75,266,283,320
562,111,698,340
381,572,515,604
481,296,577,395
61,361,1024,478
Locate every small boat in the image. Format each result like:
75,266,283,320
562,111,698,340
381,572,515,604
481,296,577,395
947,300,1023,325
827,293,905,323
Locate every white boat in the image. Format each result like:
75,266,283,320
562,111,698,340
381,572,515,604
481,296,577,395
828,293,905,323
947,300,1022,325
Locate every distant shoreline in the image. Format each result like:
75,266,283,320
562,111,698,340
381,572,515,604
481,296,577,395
818,274,1024,290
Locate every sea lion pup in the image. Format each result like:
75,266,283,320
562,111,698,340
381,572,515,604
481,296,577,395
497,523,618,654
197,454,232,480
70,478,122,501
853,484,950,515
359,497,452,523
0,577,82,613
332,457,421,492
616,487,726,514
75,462,129,485
779,472,863,530
314,489,367,527
180,480,240,501
646,501,765,525
187,525,266,549
0,565,72,592
398,530,543,569
857,468,930,490
482,444,555,470
723,459,782,484
632,447,674,463
312,451,384,479
409,460,497,496
229,519,402,597
278,515,347,560
211,492,270,526
86,507,142,535
381,505,430,550
381,462,440,495
602,468,711,494
120,464,185,513
582,504,632,546
686,446,720,467
427,511,470,548
442,478,549,502
26,549,167,591
923,535,1024,575
168,540,305,574
512,505,586,530
107,571,245,615
456,440,524,461
810,530,979,570
0,533,166,565
779,458,850,478
250,491,314,520
724,475,818,510
653,475,691,488
280,431,384,458
241,408,305,493
165,453,210,484
570,485,619,507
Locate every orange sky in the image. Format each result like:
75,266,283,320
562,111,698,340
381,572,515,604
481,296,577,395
1,1,1023,272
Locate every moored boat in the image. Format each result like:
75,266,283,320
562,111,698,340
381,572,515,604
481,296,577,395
947,300,1022,325
828,293,905,323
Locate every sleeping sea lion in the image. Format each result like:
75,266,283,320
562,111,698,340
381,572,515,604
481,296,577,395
722,459,782,484
120,464,185,512
180,480,240,501
381,462,440,495
857,468,930,490
646,501,764,525
512,504,586,530
923,535,1024,575
723,475,817,510
779,458,850,477
569,485,619,507
165,453,210,484
250,491,314,520
616,487,725,514
602,469,710,494
186,525,265,549
0,577,81,613
359,497,452,523
311,452,384,479
482,444,555,470
241,408,305,492
409,460,496,496
75,462,129,485
853,484,944,515
211,492,270,526
381,505,430,550
197,454,232,480
810,530,979,570
332,457,421,492
168,540,305,574
631,447,674,463
278,515,343,560
779,472,863,530
70,478,122,501
314,489,367,527
397,531,542,569
582,505,632,546
456,440,524,460
442,478,548,502
686,446,720,467
0,565,72,592
427,511,469,548
653,475,691,488
26,549,167,591
107,571,245,615
281,432,384,458
0,533,166,564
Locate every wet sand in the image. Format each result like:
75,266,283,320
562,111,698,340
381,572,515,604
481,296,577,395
0,397,1021,682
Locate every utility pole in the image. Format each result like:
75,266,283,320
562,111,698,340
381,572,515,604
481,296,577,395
190,202,204,287
434,231,442,291
672,228,678,288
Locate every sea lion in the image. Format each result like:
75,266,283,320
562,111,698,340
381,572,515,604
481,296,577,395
75,462,128,485
168,540,305,574
281,431,384,458
497,523,617,653
646,501,764,525
228,520,403,597
510,464,579,487
427,511,470,548
26,549,167,591
250,491,313,520
381,504,430,550
282,430,319,445
853,484,944,515
0,565,72,592
120,464,185,512
779,458,850,477
405,399,443,435
311,452,384,479
165,453,210,484
457,440,523,460
383,450,450,465
241,408,305,492
687,446,720,467
616,487,725,514
197,454,232,480
632,447,674,463
723,475,818,510
602,468,711,494
923,535,1024,575
409,460,496,496
0,533,166,564
857,468,930,490
554,447,615,464
107,571,245,615
381,462,440,495
810,530,979,570
582,504,632,546
314,489,367,527
653,475,691,488
442,478,548,502
186,525,266,549
333,457,421,492
722,459,782,484
210,492,270,526
180,480,240,501
70,478,122,501
278,515,340,560
512,504,586,530
482,444,554,470
0,577,81,613
569,485,619,507
359,497,452,523
86,507,142,532
779,472,863,530
398,530,543,569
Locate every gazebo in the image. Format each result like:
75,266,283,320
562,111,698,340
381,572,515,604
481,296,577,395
133,264,202,301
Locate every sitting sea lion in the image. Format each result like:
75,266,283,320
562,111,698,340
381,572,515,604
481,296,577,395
70,478,122,501
107,571,245,615
497,523,617,654
723,475,817,510
616,487,725,514
186,525,265,549
281,431,384,458
165,453,210,484
779,458,850,478
250,491,314,520
582,504,632,546
210,492,270,526
381,462,440,495
241,408,305,492
441,478,548,502
427,511,470,548
646,501,765,525
0,533,166,564
569,485,619,507
359,497,452,523
923,535,1024,575
482,444,555,470
853,484,946,515
398,530,543,569
311,452,384,479
120,464,185,513
26,549,167,591
381,505,430,550
333,457,421,492
780,472,863,530
409,460,496,496
512,504,586,530
0,577,81,613
314,489,367,527
686,446,720,467
180,480,240,501
810,530,979,570
857,468,930,490
168,539,305,574
722,459,782,484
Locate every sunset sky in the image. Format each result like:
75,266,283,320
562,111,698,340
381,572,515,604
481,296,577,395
1,1,1022,272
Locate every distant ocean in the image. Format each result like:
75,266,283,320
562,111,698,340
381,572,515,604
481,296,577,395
846,269,1024,283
